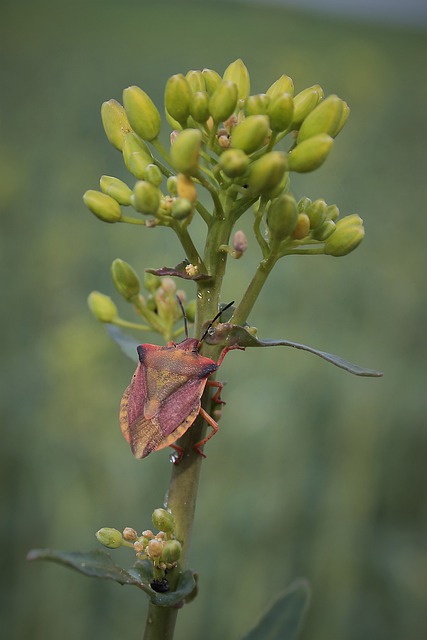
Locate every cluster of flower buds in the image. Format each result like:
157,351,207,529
96,509,182,584
88,267,195,342
83,58,363,260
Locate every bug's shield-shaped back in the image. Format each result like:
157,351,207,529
120,344,217,459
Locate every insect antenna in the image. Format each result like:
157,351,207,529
176,294,189,339
199,301,235,346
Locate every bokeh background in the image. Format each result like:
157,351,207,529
2,1,427,638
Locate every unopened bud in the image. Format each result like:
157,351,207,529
209,80,238,123
170,129,202,176
305,199,327,230
232,230,248,254
172,197,193,220
144,272,161,292
96,528,123,549
101,99,132,151
223,58,250,103
111,258,140,301
177,173,197,202
122,133,153,179
312,219,336,241
297,95,349,143
100,175,133,206
167,175,178,196
88,291,118,323
291,85,324,128
164,74,192,126
324,215,364,256
292,213,311,239
268,92,294,132
132,180,161,216
146,539,164,559
152,508,175,533
248,151,288,195
326,204,340,220
288,134,334,173
184,299,196,322
161,540,182,564
230,115,269,154
219,148,249,178
244,93,270,116
190,91,210,123
267,194,298,241
266,74,294,100
83,189,122,223
202,68,222,96
185,69,206,93
297,196,312,212
122,527,138,541
123,86,161,141
144,164,163,187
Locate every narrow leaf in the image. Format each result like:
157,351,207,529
146,259,211,281
106,324,139,362
241,579,310,640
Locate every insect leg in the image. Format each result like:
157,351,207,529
170,443,185,465
206,379,225,405
193,407,219,458
216,345,245,367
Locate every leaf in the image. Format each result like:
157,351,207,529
146,259,211,281
106,324,139,362
129,560,197,607
206,323,383,377
241,579,310,640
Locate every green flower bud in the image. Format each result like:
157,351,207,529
96,527,123,549
291,85,324,128
165,108,182,131
172,197,193,220
101,99,132,151
324,215,364,256
326,204,340,220
144,272,161,293
292,213,311,240
219,148,249,178
305,199,327,229
185,69,206,93
266,74,294,100
334,101,350,136
184,299,196,323
152,508,175,533
288,134,334,173
122,86,161,141
167,175,178,196
190,91,210,123
111,258,140,301
267,194,298,241
161,540,182,564
230,115,269,155
297,95,349,143
248,151,288,195
144,163,163,187
297,196,312,212
223,58,250,103
164,74,192,126
83,189,122,223
88,291,118,323
202,68,222,96
170,129,202,176
122,132,153,179
268,92,294,132
100,175,133,206
209,81,238,123
132,180,161,216
263,170,290,200
244,94,270,116
312,219,336,240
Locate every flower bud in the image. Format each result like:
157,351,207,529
334,102,350,136
167,175,178,196
219,148,249,178
202,68,222,95
111,258,140,300
100,175,133,206
266,74,294,100
161,540,182,564
177,173,197,202
248,151,288,195
209,80,238,123
223,58,250,103
297,95,349,143
244,94,270,116
292,213,311,239
170,129,202,176
122,86,161,141
96,527,123,549
267,194,298,241
190,91,210,123
230,115,269,154
297,196,312,212
88,291,118,322
327,204,340,221
144,272,161,292
232,229,248,254
288,133,333,173
164,74,192,126
185,69,206,93
312,219,336,241
83,189,122,223
291,85,324,128
123,527,138,541
172,197,193,220
305,199,327,230
268,92,294,132
184,299,196,322
165,109,182,132
101,99,132,151
324,215,364,256
144,163,163,187
122,133,153,179
146,539,164,559
132,180,161,215
152,508,175,533
264,170,290,200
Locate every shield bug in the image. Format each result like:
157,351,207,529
119,301,240,462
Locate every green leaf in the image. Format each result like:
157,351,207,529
129,560,197,607
241,579,310,640
206,323,383,377
106,324,139,362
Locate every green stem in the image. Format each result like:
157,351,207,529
113,318,151,331
143,603,179,640
173,224,208,273
151,138,173,166
196,172,224,219
232,252,278,325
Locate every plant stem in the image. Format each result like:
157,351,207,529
232,252,277,325
143,603,179,640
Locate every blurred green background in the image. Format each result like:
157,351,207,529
2,1,427,638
